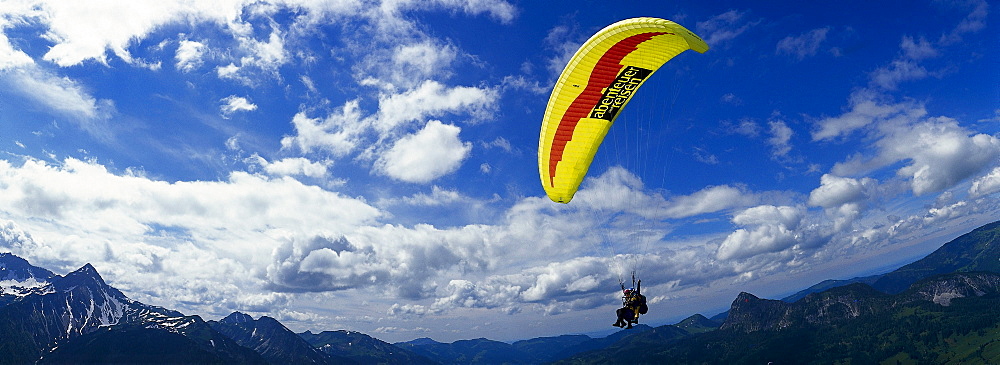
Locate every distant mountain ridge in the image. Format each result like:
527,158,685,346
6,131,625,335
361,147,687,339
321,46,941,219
871,220,1000,293
208,312,333,364
557,271,1000,364
781,220,1000,302
0,255,406,364
1,220,997,364
556,220,1000,364
300,329,436,364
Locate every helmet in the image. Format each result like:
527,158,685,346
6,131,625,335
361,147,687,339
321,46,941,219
624,289,633,296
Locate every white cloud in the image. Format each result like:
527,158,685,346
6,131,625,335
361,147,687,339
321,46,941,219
808,174,874,209
727,118,760,137
233,29,289,81
732,205,803,229
767,120,793,157
175,39,206,72
361,40,459,90
392,40,457,75
251,155,330,178
0,32,33,70
382,0,516,24
542,23,583,78
717,223,797,261
0,157,380,239
812,90,923,141
662,185,756,218
882,117,1000,195
716,205,827,261
836,120,997,196
397,186,465,206
0,156,383,313
216,63,240,78
300,75,317,93
1,66,116,139
570,168,762,220
375,80,497,133
821,92,1000,197
808,174,878,231
375,120,471,183
281,101,366,156
869,59,929,90
481,137,513,153
696,10,757,46
900,35,937,60
22,0,245,67
220,95,258,117
939,0,988,44
969,167,1000,198
775,27,829,60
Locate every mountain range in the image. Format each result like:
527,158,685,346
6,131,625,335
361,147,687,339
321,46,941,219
0,220,997,364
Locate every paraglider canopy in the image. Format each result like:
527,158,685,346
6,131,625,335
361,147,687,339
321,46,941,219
537,17,709,203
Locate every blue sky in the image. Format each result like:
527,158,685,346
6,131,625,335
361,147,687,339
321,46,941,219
0,0,998,343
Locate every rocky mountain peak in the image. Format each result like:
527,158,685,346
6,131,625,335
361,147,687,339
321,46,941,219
222,311,255,325
54,262,110,292
0,253,56,282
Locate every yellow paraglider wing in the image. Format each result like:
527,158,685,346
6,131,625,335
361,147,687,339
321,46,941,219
538,17,709,203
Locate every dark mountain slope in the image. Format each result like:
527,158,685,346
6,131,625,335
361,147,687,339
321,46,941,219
209,312,333,364
398,337,533,364
778,220,1000,302
0,258,257,364
0,253,56,282
38,325,266,364
872,220,1000,293
781,274,881,302
557,272,1000,364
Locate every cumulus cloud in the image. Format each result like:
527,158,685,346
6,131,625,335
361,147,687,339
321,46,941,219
360,40,459,90
969,167,1000,198
767,120,794,158
175,39,206,72
375,80,498,133
569,168,763,221
808,174,879,231
268,235,386,292
716,205,828,261
396,186,465,206
375,120,471,183
833,115,1000,196
817,90,1000,198
281,101,366,156
775,27,829,60
0,156,388,314
250,155,331,178
268,222,503,300
808,174,875,209
885,118,1000,195
0,33,33,70
220,95,258,117
14,0,245,67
